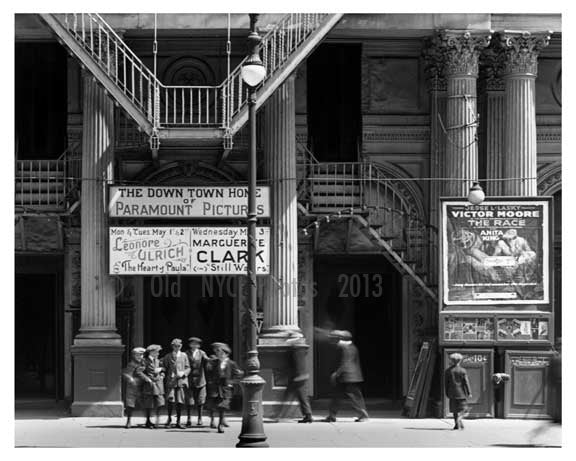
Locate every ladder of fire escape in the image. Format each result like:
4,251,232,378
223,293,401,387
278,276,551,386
39,13,343,145
299,156,438,303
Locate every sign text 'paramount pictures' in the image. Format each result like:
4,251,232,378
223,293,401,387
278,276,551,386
110,227,270,275
108,186,270,218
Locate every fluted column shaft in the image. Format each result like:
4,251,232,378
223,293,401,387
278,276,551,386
499,32,551,196
485,89,505,195
435,31,491,197
261,76,299,333
78,74,119,340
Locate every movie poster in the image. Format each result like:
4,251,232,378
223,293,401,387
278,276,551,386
442,200,549,305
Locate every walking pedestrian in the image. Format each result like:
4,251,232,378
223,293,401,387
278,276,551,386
323,330,369,422
141,344,165,428
185,336,208,427
162,338,190,429
275,331,313,423
205,342,243,433
444,352,472,430
122,347,146,428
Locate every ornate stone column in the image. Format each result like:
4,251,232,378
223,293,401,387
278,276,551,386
257,76,300,418
498,31,551,196
261,75,299,337
70,73,124,416
423,40,447,285
479,47,506,196
435,31,492,197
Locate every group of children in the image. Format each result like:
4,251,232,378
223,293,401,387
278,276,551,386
122,336,243,433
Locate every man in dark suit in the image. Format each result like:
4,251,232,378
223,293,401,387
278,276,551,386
444,352,472,430
323,330,369,422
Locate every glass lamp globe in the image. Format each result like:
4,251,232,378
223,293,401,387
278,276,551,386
467,182,485,205
241,61,266,87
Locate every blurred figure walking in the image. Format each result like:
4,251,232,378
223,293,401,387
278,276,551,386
323,330,369,422
275,331,313,423
444,352,472,430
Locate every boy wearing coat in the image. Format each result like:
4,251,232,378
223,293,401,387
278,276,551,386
141,344,165,428
185,336,209,427
444,352,472,430
162,338,191,429
206,342,243,433
122,347,146,428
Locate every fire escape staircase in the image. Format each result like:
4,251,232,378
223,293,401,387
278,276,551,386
39,13,343,150
297,146,438,302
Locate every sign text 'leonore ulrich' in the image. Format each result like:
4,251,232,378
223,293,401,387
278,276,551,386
110,227,270,275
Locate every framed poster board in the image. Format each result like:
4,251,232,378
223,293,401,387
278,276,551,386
504,350,554,419
441,198,551,306
439,312,553,346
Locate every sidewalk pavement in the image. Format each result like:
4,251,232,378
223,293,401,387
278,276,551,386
14,409,562,448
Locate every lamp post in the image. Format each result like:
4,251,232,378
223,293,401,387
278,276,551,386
236,13,268,448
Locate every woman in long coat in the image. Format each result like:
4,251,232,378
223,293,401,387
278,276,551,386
122,347,146,428
206,342,243,433
141,344,165,428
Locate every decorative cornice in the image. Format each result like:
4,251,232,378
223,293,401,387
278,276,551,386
537,162,561,195
434,30,492,77
536,126,562,144
497,31,552,77
363,126,430,143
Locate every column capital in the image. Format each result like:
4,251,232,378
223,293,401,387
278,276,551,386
497,31,552,77
480,46,506,92
433,30,493,77
422,37,447,91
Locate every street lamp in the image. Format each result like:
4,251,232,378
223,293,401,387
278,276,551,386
236,13,268,449
467,181,485,205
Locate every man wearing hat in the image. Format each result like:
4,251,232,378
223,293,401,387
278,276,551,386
205,342,243,433
122,347,147,428
444,352,472,430
161,338,191,428
141,344,165,428
185,336,209,427
323,330,369,422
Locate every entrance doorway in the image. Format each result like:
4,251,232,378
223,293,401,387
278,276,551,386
15,272,63,399
144,276,234,354
314,255,402,399
307,43,362,162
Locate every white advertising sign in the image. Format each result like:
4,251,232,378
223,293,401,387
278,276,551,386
110,227,270,275
108,186,270,218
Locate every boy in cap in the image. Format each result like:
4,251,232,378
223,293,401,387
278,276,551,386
122,347,147,428
206,342,243,433
444,352,472,430
162,338,191,428
323,330,369,422
141,344,165,428
185,336,209,427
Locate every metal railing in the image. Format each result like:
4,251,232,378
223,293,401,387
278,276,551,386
15,145,82,211
222,14,328,129
58,13,334,131
298,159,438,276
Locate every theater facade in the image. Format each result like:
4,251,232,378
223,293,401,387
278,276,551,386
14,13,561,418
